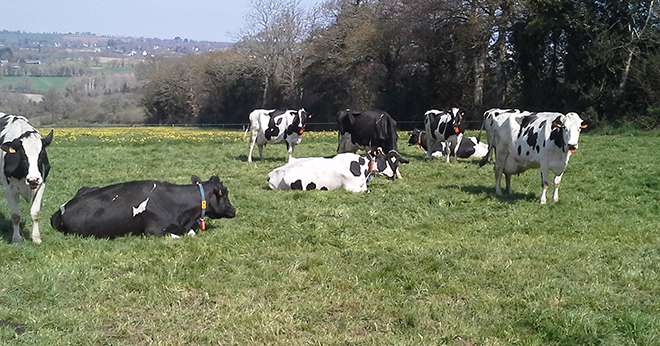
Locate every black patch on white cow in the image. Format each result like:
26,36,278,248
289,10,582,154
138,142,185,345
349,161,362,176
526,130,538,148
306,182,316,190
320,187,328,191
518,114,538,138
550,127,565,151
358,157,365,165
291,179,303,190
455,140,476,159
538,120,546,129
517,145,522,156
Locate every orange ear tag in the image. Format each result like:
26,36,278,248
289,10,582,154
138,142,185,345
454,127,461,134
199,218,206,231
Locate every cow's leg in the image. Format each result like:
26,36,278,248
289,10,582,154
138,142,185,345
5,187,22,243
29,183,46,244
505,173,512,194
425,135,434,159
444,140,451,163
286,142,294,162
494,166,504,195
540,168,550,204
248,132,257,163
258,143,264,161
552,173,563,202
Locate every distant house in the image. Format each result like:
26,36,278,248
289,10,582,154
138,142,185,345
23,59,42,65
0,59,8,66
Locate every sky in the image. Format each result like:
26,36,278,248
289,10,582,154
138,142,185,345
0,0,316,42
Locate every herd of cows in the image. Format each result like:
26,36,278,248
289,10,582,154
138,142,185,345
0,107,586,243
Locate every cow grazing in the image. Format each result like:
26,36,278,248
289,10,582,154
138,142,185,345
489,112,588,204
478,108,532,166
267,149,409,193
50,175,236,238
423,108,464,162
337,109,398,154
408,129,488,160
0,113,53,244
247,108,308,163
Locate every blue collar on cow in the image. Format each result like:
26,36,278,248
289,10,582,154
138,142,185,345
197,182,207,231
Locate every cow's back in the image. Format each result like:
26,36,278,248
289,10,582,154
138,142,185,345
53,181,163,237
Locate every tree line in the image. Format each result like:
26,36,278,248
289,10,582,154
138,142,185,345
142,0,659,128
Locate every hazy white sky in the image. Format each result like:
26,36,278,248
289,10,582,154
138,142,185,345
0,0,317,42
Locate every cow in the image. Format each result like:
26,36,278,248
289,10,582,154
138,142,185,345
423,108,464,162
0,113,53,244
408,128,488,160
267,149,409,193
247,108,308,163
488,112,588,204
478,108,532,167
337,109,398,154
50,175,236,238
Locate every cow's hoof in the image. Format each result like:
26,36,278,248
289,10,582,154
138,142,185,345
32,237,42,244
187,230,196,237
11,235,24,243
540,199,547,205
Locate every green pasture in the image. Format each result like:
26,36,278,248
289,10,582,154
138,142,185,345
0,76,70,94
0,129,658,345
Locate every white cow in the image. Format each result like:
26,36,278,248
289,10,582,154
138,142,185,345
0,113,53,243
247,109,308,163
423,108,464,162
267,150,408,193
478,108,532,166
490,111,587,204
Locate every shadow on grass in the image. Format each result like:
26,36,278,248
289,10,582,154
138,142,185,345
446,184,537,203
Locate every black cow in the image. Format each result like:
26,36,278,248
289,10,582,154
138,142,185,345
50,176,236,238
336,109,398,154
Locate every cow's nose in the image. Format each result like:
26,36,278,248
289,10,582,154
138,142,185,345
26,178,41,189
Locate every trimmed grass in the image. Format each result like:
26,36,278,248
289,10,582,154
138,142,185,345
0,76,71,93
0,129,658,344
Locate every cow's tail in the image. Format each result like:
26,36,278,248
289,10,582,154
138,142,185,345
242,126,250,142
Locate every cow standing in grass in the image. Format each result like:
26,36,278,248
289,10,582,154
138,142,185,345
423,108,464,162
247,109,308,163
478,108,532,167
490,112,588,203
0,113,53,243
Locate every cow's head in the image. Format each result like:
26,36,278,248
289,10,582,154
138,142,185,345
408,129,422,146
369,148,409,180
1,130,53,190
449,107,464,134
551,112,587,155
192,175,236,219
285,108,308,143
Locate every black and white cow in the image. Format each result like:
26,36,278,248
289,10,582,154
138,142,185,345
267,149,408,193
423,108,464,162
0,113,53,243
478,108,532,166
337,109,398,154
489,112,588,204
247,108,308,162
50,176,236,238
408,129,488,160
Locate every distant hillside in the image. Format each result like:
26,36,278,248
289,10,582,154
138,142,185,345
0,30,233,57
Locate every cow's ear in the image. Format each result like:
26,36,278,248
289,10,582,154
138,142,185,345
1,142,16,154
42,130,54,147
580,120,589,129
209,175,221,184
551,117,564,129
191,175,201,184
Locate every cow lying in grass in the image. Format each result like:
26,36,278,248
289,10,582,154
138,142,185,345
408,129,488,160
50,175,235,238
267,149,408,193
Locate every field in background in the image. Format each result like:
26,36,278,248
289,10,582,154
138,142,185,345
0,129,658,344
0,76,71,93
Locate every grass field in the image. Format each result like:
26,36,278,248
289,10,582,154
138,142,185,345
0,76,71,94
0,128,658,344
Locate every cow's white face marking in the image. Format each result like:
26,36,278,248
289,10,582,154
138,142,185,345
60,202,67,215
187,230,196,237
132,197,149,216
22,135,44,185
112,194,119,201
562,113,584,149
